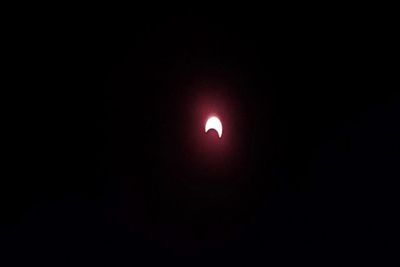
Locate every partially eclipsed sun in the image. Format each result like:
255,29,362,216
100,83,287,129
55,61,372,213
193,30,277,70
205,116,222,138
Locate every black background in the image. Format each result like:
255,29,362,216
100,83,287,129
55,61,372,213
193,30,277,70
2,7,399,265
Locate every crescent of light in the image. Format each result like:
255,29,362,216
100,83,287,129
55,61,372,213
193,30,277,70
205,116,223,138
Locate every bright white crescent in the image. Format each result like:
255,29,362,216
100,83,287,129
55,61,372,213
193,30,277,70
205,116,222,138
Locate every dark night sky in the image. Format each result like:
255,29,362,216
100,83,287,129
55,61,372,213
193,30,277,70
2,8,399,265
